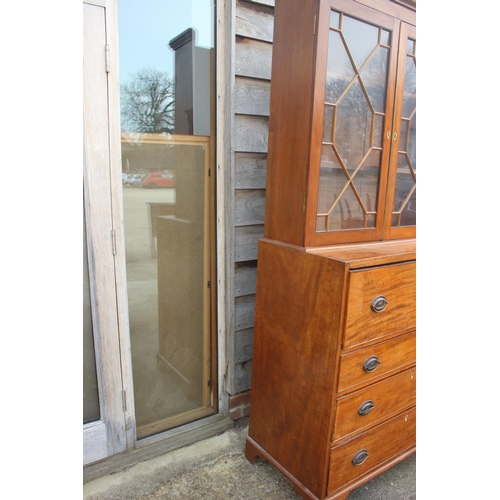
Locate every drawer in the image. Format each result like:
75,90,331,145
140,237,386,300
327,408,416,495
338,332,416,393
344,262,416,348
333,368,416,442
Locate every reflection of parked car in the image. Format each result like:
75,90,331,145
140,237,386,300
127,174,145,186
142,172,176,188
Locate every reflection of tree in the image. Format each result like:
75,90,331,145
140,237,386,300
121,68,175,133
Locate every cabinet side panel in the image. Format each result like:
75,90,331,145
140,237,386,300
264,0,318,246
248,239,345,497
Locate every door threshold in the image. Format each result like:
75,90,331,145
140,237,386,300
83,413,234,483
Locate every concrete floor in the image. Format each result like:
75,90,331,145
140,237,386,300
83,417,416,500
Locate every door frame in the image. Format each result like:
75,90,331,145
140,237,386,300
83,0,133,465
84,0,231,470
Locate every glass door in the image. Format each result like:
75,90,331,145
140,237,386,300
118,0,217,439
313,2,399,244
384,21,416,239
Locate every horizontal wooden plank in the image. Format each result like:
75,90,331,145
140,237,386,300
235,327,254,363
235,37,273,80
242,0,275,6
235,225,264,262
235,261,258,297
232,360,253,395
234,114,269,153
235,294,256,331
235,77,271,116
235,152,268,189
235,189,266,226
236,0,274,42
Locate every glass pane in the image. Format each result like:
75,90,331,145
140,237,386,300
329,184,365,231
330,10,340,29
353,149,380,217
373,114,385,148
381,29,390,46
318,145,343,216
119,0,215,438
342,15,379,70
392,43,416,228
407,39,415,55
361,46,389,113
408,112,416,170
325,30,355,104
402,56,416,118
318,12,391,234
335,79,372,173
323,105,334,143
393,153,416,224
83,202,100,424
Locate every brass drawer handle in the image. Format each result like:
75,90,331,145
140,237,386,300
363,356,381,373
352,449,369,466
371,295,388,313
358,400,376,416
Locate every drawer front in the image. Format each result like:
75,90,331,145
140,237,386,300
338,332,416,393
327,408,416,495
344,262,416,348
333,368,416,441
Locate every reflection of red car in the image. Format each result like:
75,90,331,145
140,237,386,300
142,172,175,188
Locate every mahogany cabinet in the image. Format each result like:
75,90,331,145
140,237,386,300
246,1,416,499
263,0,416,247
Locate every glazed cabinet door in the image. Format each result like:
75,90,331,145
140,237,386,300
306,0,416,245
311,0,400,245
384,21,416,239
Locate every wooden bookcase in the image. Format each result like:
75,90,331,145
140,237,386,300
246,1,416,499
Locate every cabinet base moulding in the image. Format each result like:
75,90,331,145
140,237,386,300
245,436,415,500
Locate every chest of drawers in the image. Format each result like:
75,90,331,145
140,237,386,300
246,238,416,500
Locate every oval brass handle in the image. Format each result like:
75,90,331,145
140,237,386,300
358,400,376,416
363,356,381,373
371,295,388,313
352,449,369,466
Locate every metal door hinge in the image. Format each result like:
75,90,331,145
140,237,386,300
207,281,211,289
208,168,211,177
313,15,317,36
303,193,307,213
111,229,117,256
105,44,110,73
122,391,127,412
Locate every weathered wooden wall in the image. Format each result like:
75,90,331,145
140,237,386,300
229,0,274,394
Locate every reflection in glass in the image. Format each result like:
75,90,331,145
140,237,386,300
119,0,215,438
336,80,372,172
361,47,389,113
402,56,416,118
83,202,100,424
330,10,340,29
407,38,415,55
325,31,355,104
392,46,416,228
373,114,385,148
318,15,390,232
381,29,390,46
353,149,380,211
323,105,334,143
342,14,378,70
